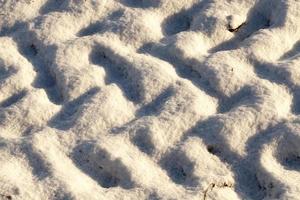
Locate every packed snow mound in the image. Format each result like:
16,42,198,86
0,0,300,199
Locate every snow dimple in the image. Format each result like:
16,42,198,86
72,143,135,189
119,0,161,8
256,122,300,199
0,0,300,199
48,87,99,130
160,150,199,187
89,47,141,102
39,0,66,15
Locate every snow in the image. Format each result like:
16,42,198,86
0,0,300,199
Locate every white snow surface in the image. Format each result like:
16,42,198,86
0,0,300,199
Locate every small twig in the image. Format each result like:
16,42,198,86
203,183,215,200
228,22,246,33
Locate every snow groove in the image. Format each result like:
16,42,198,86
0,0,300,199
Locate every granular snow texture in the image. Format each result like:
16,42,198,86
0,0,300,199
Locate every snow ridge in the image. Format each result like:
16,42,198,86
0,0,300,199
